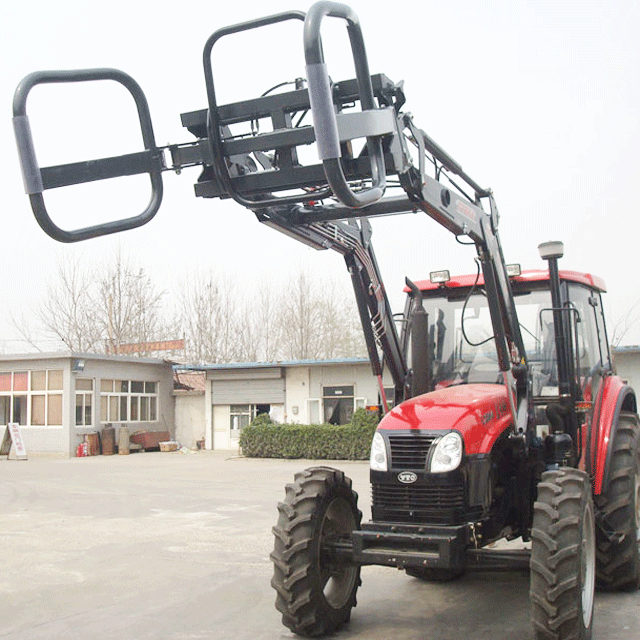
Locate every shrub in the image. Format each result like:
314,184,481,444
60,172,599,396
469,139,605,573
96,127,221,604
351,406,381,430
250,412,274,427
239,407,380,460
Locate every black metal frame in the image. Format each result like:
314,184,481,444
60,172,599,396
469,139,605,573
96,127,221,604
176,73,401,201
350,521,469,572
13,69,164,243
12,1,530,425
303,1,387,208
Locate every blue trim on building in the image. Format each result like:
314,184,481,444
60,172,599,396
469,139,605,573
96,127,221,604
173,357,370,372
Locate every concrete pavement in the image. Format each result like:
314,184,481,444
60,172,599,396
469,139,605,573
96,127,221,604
1,451,638,639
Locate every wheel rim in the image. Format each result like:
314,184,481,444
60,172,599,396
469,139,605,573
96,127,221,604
319,497,359,609
581,503,596,628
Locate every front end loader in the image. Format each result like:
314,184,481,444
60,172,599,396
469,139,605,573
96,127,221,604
12,3,640,638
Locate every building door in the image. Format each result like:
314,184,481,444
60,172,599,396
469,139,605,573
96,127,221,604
229,404,272,445
210,369,285,449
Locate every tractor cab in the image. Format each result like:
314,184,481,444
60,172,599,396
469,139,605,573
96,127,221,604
402,267,611,409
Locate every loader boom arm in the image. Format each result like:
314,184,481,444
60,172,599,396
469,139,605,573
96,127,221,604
12,1,529,418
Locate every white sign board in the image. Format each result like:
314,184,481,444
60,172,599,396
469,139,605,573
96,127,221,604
0,423,28,460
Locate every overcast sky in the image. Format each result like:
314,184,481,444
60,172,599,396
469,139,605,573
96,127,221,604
1,0,639,352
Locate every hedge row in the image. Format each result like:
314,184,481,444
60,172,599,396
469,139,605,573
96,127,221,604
238,408,379,460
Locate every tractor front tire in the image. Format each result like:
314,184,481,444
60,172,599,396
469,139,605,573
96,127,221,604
271,466,361,637
530,468,595,640
595,411,640,591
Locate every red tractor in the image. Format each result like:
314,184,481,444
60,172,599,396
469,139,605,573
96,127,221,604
12,2,640,639
271,260,640,639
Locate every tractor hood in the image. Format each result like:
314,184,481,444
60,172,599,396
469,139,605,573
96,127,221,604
379,384,513,455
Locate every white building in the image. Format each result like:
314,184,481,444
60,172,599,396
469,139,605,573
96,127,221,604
0,353,174,457
175,358,392,451
612,346,640,394
4,348,640,456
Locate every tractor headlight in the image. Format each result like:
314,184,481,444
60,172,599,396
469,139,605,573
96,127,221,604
370,431,388,472
429,432,463,473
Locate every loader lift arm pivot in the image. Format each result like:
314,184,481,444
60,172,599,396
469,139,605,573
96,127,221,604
12,1,529,423
256,205,409,408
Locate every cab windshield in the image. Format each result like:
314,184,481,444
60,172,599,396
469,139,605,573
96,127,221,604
409,282,609,399
416,289,556,395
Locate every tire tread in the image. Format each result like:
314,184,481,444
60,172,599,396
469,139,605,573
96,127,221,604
271,466,361,637
530,467,594,640
594,412,640,591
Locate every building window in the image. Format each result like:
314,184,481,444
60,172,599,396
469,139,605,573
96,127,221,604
0,370,63,427
230,405,253,431
48,370,63,391
229,404,270,431
0,396,10,425
75,379,94,427
307,398,321,424
383,387,396,409
100,379,158,424
323,386,355,425
47,394,62,425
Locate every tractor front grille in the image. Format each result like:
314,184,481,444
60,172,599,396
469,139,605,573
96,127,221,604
371,476,477,525
387,433,437,470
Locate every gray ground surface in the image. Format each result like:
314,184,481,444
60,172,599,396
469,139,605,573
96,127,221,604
1,451,638,639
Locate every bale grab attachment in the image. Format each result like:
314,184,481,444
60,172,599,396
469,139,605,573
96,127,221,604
12,1,527,417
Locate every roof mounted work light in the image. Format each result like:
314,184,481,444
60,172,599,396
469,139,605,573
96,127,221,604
430,270,451,284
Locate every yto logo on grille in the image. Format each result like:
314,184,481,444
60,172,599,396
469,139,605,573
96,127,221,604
398,471,418,484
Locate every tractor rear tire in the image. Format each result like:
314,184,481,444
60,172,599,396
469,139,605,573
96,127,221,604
530,468,595,640
594,411,640,591
271,466,361,637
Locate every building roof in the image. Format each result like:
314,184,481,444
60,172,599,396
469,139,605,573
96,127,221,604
173,371,207,394
1,351,368,374
0,351,173,366
612,345,640,355
174,357,370,372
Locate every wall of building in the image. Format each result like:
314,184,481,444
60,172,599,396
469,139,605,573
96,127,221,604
1,354,174,457
72,357,175,456
174,394,205,449
285,366,311,423
0,356,72,455
612,349,640,395
204,360,386,451
0,424,66,455
307,363,381,406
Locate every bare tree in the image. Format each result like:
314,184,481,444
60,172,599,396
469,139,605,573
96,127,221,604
611,298,640,347
177,270,240,364
259,284,285,361
11,253,368,361
278,269,324,360
177,266,367,363
95,249,168,355
12,248,173,355
315,280,366,359
12,254,101,352
275,268,368,360
236,284,283,362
